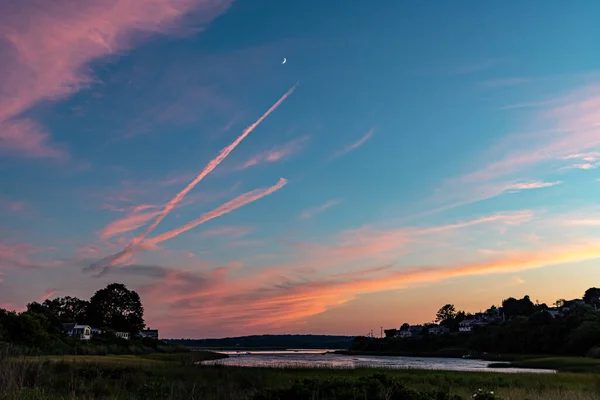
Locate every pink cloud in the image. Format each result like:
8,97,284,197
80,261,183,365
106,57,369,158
0,240,55,271
453,84,600,186
36,289,57,303
562,163,597,170
0,120,66,160
0,0,232,158
507,180,562,190
332,127,376,159
146,178,287,248
90,178,287,272
238,136,309,170
299,200,341,219
132,83,297,247
199,226,253,238
563,152,600,162
0,197,26,213
99,208,162,240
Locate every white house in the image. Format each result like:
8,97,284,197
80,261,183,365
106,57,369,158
458,319,487,332
397,330,413,338
428,325,449,335
115,332,130,340
138,329,159,339
398,325,423,338
62,323,92,340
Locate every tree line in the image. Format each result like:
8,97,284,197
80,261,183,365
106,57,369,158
0,283,146,351
355,288,600,357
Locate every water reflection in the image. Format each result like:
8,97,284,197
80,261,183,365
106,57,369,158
200,350,555,374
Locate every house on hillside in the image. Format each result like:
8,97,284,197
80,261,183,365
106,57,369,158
139,328,159,339
115,332,130,340
458,319,487,332
563,299,585,309
91,328,102,336
398,325,423,338
428,325,449,335
62,323,92,340
545,307,561,318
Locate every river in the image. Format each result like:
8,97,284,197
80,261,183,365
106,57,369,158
200,350,556,373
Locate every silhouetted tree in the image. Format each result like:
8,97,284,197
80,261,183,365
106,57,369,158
400,323,410,331
435,304,456,323
87,283,144,333
583,288,600,307
384,329,397,338
502,295,535,318
41,296,90,323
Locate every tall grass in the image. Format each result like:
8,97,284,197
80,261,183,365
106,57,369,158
1,349,600,399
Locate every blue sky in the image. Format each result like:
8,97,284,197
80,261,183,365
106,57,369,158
1,0,600,337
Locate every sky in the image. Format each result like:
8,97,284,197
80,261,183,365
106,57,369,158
1,0,600,338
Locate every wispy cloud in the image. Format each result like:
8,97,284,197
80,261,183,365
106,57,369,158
512,276,525,285
450,84,600,186
0,0,232,159
237,136,308,170
507,180,562,191
562,163,597,170
478,77,530,89
332,127,375,159
0,197,26,213
132,83,297,247
199,226,254,238
145,178,287,248
89,178,287,274
299,200,341,219
99,208,162,240
453,59,503,75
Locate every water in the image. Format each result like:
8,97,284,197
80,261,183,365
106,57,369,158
200,350,556,373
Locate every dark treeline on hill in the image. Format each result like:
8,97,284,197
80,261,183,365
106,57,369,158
350,288,600,358
0,283,180,355
166,335,355,349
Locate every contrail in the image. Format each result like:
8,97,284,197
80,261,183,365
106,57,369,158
88,178,288,275
145,178,288,247
132,83,298,247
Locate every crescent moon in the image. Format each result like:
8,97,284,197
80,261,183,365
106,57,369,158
282,58,287,64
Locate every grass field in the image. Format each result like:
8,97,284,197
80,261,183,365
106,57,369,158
489,357,600,373
2,352,600,399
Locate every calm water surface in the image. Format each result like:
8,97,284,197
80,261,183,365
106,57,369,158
200,350,556,373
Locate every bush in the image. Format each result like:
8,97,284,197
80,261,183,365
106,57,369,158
252,374,463,400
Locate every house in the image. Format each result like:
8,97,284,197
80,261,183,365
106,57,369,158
115,332,130,340
563,299,585,309
397,330,413,338
91,328,103,336
428,325,449,335
545,307,561,318
139,328,159,339
458,319,487,332
398,325,423,338
62,323,92,340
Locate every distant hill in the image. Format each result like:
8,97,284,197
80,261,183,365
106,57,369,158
164,334,355,349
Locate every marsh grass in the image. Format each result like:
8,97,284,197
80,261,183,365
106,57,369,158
2,346,600,399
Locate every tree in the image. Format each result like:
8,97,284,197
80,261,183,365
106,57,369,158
502,296,535,318
400,323,410,331
554,299,566,307
384,329,397,338
87,283,145,333
435,304,457,323
40,296,90,323
583,288,600,307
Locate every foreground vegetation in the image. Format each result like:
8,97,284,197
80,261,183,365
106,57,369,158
2,349,600,400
